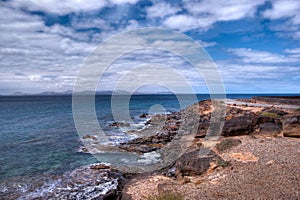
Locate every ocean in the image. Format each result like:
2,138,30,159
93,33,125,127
0,94,296,198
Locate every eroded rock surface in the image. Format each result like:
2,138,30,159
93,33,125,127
175,149,223,177
283,115,300,138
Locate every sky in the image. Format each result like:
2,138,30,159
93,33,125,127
0,0,300,94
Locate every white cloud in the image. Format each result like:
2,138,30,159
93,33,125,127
0,5,98,93
197,40,217,48
8,0,108,15
217,61,300,93
185,0,265,21
228,48,300,63
96,49,206,92
263,0,300,25
163,14,214,32
7,0,140,16
124,20,140,30
264,0,300,41
163,0,266,32
146,2,180,18
109,0,139,5
285,48,300,54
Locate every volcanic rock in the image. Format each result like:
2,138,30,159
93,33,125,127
283,115,300,138
175,148,223,177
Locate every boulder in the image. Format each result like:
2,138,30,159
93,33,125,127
258,122,282,136
222,115,254,136
283,116,300,138
139,113,148,118
175,148,222,177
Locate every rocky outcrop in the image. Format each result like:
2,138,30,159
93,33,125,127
258,122,282,136
118,98,299,199
118,112,181,154
15,163,126,200
139,113,148,118
175,149,223,177
222,110,283,137
119,99,297,153
283,116,300,138
109,122,131,128
222,115,254,136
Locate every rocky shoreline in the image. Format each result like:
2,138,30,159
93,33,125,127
5,96,299,200
117,96,300,199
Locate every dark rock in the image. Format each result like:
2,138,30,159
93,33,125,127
78,146,89,153
21,165,124,199
109,122,130,127
222,115,254,136
283,116,300,138
139,113,148,118
103,189,117,200
119,144,159,154
258,122,282,136
144,119,151,125
175,148,222,177
255,115,276,124
284,116,300,125
196,120,209,138
118,112,182,154
195,132,206,138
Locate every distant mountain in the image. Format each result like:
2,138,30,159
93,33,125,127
73,90,130,95
10,92,31,96
8,90,172,96
9,91,72,96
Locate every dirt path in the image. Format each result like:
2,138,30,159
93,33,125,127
223,98,300,109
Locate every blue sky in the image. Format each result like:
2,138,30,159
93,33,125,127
0,0,300,94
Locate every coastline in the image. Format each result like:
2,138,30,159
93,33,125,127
1,96,300,199
121,96,300,199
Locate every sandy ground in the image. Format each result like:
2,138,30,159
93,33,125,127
124,136,300,199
